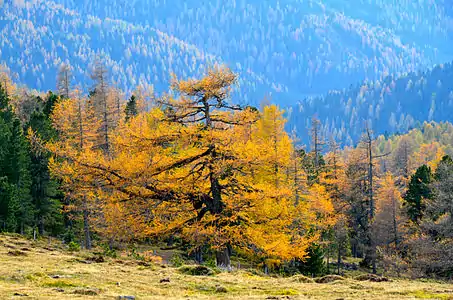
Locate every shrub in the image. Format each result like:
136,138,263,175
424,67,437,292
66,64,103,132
68,241,80,252
178,265,214,276
295,244,326,277
143,251,163,264
170,254,185,267
101,243,117,258
62,229,75,244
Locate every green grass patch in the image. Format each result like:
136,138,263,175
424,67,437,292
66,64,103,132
410,290,453,299
40,279,80,288
24,272,47,281
268,288,299,296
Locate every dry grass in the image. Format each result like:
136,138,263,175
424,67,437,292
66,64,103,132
0,234,452,299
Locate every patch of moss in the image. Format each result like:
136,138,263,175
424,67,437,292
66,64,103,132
24,272,47,281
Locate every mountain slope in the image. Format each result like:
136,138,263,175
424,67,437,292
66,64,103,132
0,0,270,104
1,0,452,106
288,61,453,145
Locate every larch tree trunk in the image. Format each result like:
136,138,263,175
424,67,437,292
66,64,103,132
83,199,92,250
215,247,231,269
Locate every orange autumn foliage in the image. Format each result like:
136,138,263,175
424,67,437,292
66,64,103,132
46,67,335,263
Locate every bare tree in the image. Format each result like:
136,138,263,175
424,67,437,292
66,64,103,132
310,116,325,169
57,63,72,99
90,59,111,155
360,124,390,274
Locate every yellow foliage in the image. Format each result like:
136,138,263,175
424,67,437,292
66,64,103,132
46,67,335,263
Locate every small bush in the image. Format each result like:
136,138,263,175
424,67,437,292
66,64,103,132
314,275,345,283
179,265,214,276
170,254,185,267
203,257,217,269
62,229,75,244
127,247,143,260
68,241,80,252
143,251,163,264
101,244,117,258
41,279,78,288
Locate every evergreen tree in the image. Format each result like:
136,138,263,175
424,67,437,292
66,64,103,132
410,156,453,277
124,95,138,122
0,84,33,233
431,155,453,224
6,118,33,233
295,244,326,276
26,92,63,235
403,165,433,223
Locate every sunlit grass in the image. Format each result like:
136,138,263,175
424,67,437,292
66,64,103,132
0,234,452,299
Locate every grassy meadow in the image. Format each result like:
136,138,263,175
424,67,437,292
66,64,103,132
0,234,452,299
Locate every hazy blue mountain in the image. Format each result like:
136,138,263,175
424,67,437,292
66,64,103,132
1,0,453,143
288,61,453,145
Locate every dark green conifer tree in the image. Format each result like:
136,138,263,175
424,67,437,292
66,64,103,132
0,85,33,233
403,165,433,224
26,92,64,235
124,95,138,122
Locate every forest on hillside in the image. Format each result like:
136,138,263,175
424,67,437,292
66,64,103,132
1,64,453,278
289,61,453,145
2,0,453,145
2,0,453,104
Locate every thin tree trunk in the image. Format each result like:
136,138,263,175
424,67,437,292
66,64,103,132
263,262,269,275
366,128,377,274
83,199,92,250
392,196,399,248
337,246,341,275
194,247,203,264
103,91,109,155
326,249,330,274
38,214,44,235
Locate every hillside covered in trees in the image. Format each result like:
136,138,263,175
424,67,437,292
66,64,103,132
289,61,453,145
1,0,453,107
1,64,453,280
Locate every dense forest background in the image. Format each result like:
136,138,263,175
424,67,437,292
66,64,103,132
1,63,453,278
1,0,453,143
